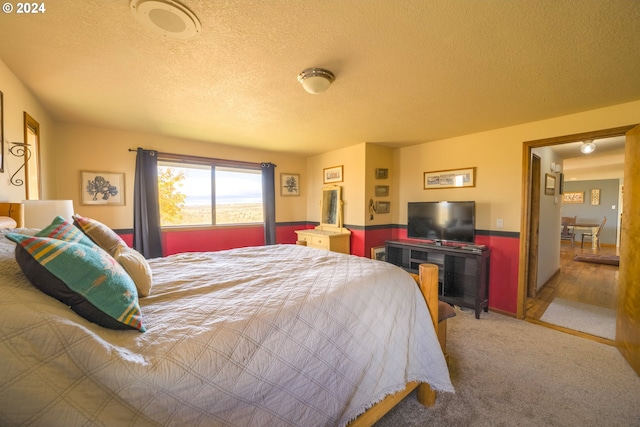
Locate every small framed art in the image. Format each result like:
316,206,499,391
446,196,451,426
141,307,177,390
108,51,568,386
562,191,584,204
424,167,475,189
371,246,386,261
376,201,390,214
544,173,556,196
80,171,125,205
375,168,388,179
323,165,343,184
375,185,389,197
590,189,600,205
280,173,300,196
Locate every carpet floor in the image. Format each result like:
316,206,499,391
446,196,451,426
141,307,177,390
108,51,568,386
375,309,640,427
539,298,616,340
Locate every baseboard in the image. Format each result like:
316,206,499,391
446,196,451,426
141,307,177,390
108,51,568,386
526,318,615,346
488,307,517,318
535,268,561,296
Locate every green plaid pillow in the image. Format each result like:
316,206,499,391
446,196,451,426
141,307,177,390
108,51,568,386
6,233,145,332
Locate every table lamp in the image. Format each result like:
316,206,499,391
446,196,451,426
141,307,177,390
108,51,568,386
22,200,75,229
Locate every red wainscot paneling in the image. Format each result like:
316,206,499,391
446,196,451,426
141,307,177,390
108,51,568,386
117,223,310,256
277,223,311,245
363,226,395,259
348,227,366,258
477,234,520,316
119,233,133,248
162,226,265,255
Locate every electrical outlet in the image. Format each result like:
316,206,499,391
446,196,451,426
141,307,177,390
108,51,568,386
496,218,504,229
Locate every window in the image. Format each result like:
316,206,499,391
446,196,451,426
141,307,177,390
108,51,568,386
158,159,263,227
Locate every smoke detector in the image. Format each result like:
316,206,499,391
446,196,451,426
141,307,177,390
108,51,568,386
130,0,201,40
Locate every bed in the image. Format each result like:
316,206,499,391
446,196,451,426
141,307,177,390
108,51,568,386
0,203,453,426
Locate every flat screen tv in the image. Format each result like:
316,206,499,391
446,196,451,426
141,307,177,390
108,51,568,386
407,201,476,244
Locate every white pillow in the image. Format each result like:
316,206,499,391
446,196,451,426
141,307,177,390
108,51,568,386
113,245,153,297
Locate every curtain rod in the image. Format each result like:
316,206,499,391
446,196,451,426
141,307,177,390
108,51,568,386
128,148,272,169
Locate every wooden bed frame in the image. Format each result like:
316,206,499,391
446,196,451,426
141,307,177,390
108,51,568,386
349,263,442,426
0,202,24,227
0,203,444,426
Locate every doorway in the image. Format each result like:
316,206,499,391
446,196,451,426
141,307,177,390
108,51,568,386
519,125,633,341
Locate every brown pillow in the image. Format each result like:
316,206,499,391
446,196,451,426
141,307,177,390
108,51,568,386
73,214,153,296
438,301,456,323
72,214,125,256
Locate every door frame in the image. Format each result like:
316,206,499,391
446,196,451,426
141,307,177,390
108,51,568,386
526,154,541,299
517,124,636,319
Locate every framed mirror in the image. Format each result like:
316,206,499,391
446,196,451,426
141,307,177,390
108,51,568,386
320,185,343,229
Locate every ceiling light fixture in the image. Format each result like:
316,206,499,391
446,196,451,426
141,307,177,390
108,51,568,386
580,140,596,154
130,0,201,40
297,68,335,94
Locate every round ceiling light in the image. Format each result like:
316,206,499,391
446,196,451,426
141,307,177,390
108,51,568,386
580,140,596,154
298,68,335,94
130,0,201,40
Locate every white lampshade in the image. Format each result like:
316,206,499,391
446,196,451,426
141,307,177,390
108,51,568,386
22,200,75,229
297,68,335,94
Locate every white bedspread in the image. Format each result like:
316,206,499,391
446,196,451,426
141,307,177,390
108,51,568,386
0,233,452,427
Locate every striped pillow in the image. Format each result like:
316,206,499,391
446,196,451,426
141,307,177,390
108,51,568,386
6,233,145,332
36,215,95,246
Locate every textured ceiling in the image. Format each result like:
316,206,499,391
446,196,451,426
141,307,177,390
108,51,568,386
1,1,640,156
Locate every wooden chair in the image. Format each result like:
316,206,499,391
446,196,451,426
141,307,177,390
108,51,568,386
560,215,577,247
581,216,607,249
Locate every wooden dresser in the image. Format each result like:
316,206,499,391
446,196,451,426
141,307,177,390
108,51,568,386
295,228,351,254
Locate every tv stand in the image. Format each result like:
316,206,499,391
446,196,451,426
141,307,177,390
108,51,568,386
385,240,490,318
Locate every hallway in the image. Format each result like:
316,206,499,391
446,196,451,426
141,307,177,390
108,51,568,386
525,241,619,345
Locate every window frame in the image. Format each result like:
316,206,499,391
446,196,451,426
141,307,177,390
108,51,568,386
157,153,264,229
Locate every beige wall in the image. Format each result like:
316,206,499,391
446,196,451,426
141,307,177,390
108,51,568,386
392,100,640,232
365,144,394,226
531,146,563,289
0,59,55,201
306,143,366,226
52,123,308,229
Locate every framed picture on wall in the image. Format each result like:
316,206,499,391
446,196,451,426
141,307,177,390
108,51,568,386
323,165,343,183
591,189,600,205
280,173,300,196
80,171,125,205
375,185,389,197
375,168,388,179
376,201,390,214
544,173,556,195
562,191,584,204
424,167,475,189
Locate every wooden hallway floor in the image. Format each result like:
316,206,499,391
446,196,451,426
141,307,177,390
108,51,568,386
525,241,619,345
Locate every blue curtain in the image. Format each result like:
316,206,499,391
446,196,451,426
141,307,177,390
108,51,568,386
261,162,276,245
133,148,163,258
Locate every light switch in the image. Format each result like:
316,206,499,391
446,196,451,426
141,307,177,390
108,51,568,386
612,205,616,209
496,218,504,229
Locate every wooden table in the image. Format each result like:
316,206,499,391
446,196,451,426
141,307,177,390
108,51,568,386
573,223,600,248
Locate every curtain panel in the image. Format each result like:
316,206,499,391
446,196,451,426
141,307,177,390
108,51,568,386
133,148,163,258
261,162,276,245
